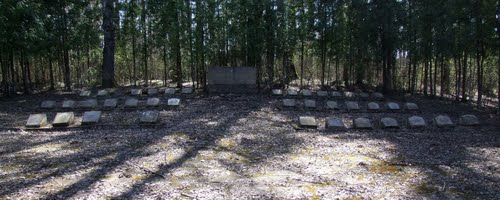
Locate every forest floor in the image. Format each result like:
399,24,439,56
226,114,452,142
0,89,499,199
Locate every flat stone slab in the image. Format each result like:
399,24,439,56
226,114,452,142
41,100,56,109
82,111,102,125
283,99,296,107
147,98,160,107
317,91,328,97
301,89,312,96
103,98,118,109
405,103,419,111
434,115,454,128
304,99,316,108
326,117,345,129
387,102,400,110
97,90,109,96
299,116,317,128
52,112,75,127
62,100,76,109
78,99,98,109
326,101,339,110
408,116,426,128
381,117,399,129
125,98,139,108
140,111,160,124
107,88,117,94
164,88,176,95
80,91,91,97
344,91,356,98
372,92,384,100
354,117,373,129
346,101,360,111
459,115,479,126
331,91,342,98
26,114,48,128
181,87,193,94
367,102,380,111
287,89,298,96
359,92,370,99
130,89,142,96
272,89,283,96
148,88,159,96
168,98,181,106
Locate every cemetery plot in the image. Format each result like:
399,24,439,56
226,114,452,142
52,112,75,127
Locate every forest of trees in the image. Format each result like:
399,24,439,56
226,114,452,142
0,0,499,111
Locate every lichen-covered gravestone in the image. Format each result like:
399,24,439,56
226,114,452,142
140,111,160,124
52,112,75,127
125,98,139,109
331,91,342,98
41,100,56,109
367,102,380,111
408,116,426,128
381,117,399,129
130,89,142,96
167,98,181,106
181,87,193,94
459,115,479,126
434,115,454,128
299,116,317,128
283,99,296,107
405,103,419,111
346,101,360,111
62,100,76,109
78,99,98,109
304,99,316,108
354,117,373,129
287,89,298,96
272,89,283,96
164,88,176,95
326,117,345,129
387,102,400,111
26,114,48,128
97,90,109,96
80,90,91,97
326,101,339,110
103,98,118,109
82,111,102,125
301,89,312,97
148,88,159,96
147,98,160,107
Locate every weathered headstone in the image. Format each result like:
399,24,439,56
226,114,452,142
130,89,142,96
326,101,339,110
287,89,299,96
304,99,316,108
344,91,356,98
78,99,98,109
326,117,345,129
41,100,56,109
125,98,139,108
147,88,159,96
272,89,283,96
82,111,102,125
359,92,370,99
380,117,399,129
147,98,160,107
354,117,373,129
367,102,380,111
405,103,419,111
62,100,76,109
301,89,313,97
459,115,479,126
331,91,342,98
181,87,193,94
408,116,426,128
107,88,117,94
164,88,176,95
434,115,454,128
80,90,91,97
283,99,296,107
167,98,181,106
26,114,48,128
97,90,109,96
103,98,118,109
372,92,384,100
299,116,317,128
52,112,75,127
140,110,160,124
346,101,360,111
317,91,328,97
387,102,401,110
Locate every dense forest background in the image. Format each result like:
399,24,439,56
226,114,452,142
0,0,499,110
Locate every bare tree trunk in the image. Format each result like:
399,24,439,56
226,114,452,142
462,51,468,102
142,0,148,86
102,0,116,88
175,1,182,88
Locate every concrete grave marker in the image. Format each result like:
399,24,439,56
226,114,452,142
459,115,479,126
78,99,98,109
125,98,139,108
103,98,118,109
80,90,91,97
272,89,283,96
97,90,109,96
326,117,345,129
130,89,142,96
52,112,75,127
140,110,160,124
372,92,384,100
287,89,298,96
354,117,373,129
164,88,176,95
331,91,342,98
387,102,401,110
301,89,313,97
408,116,426,128
148,88,159,96
299,116,317,128
107,88,117,94
147,98,160,107
405,103,419,111
326,101,339,110
283,99,296,107
167,98,181,106
434,115,454,128
317,91,328,97
26,114,48,128
344,91,356,98
381,117,399,129
359,92,370,99
41,100,56,109
304,99,316,108
62,100,76,109
346,101,360,111
367,102,380,111
181,87,193,94
82,111,102,125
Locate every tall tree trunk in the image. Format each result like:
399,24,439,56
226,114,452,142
142,0,148,86
163,45,168,87
49,58,55,90
175,1,182,88
102,0,116,88
424,57,429,96
462,51,468,102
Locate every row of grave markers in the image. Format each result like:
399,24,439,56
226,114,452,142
40,98,181,110
273,89,384,99
283,99,418,111
299,114,480,129
79,87,193,97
